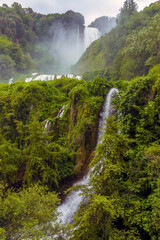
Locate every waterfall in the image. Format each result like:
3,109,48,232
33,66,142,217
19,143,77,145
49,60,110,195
12,25,100,85
84,27,100,51
44,120,52,131
24,74,82,82
75,24,83,62
57,88,119,225
9,78,13,84
98,88,119,142
57,105,67,118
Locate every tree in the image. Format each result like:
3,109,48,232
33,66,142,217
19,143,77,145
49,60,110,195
0,184,59,239
73,117,130,239
23,117,60,188
90,116,130,195
117,0,138,24
0,132,22,186
0,54,15,80
118,15,160,80
11,2,25,17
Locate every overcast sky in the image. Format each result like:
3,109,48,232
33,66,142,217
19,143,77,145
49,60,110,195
1,0,155,25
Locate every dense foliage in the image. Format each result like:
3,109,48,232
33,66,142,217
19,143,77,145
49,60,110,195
0,3,84,82
74,1,160,81
0,77,111,239
71,65,160,240
0,185,59,239
1,0,160,239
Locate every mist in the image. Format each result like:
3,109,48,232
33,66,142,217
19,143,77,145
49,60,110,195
50,22,84,73
35,13,117,75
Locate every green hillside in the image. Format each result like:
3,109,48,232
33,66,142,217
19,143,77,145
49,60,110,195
0,3,84,82
0,76,112,239
73,64,160,240
1,1,160,239
74,1,160,81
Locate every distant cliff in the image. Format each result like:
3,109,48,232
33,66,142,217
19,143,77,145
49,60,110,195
88,16,116,35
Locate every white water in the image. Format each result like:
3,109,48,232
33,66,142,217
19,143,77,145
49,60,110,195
57,175,89,224
57,105,67,118
84,27,101,51
9,26,101,85
24,74,82,83
44,120,52,131
9,78,13,84
57,88,119,225
44,104,67,131
98,88,119,142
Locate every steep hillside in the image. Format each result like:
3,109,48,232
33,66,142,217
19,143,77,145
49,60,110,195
0,76,112,238
74,1,160,80
72,64,160,240
2,1,160,239
0,77,111,190
0,3,84,81
1,63,160,240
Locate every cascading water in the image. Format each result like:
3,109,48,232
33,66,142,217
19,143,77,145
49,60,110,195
84,27,101,51
9,78,13,84
98,88,119,142
25,74,82,82
44,120,52,131
57,88,119,225
57,105,67,118
24,27,100,84
9,25,101,84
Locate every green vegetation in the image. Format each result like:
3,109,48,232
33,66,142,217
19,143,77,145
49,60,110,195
0,3,84,82
71,65,160,240
0,77,111,238
1,0,160,239
0,185,59,239
74,1,160,81
0,78,110,187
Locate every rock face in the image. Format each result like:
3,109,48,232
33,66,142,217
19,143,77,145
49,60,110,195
88,16,117,35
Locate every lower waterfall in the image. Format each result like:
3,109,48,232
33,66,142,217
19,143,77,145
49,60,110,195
25,74,82,83
57,88,119,226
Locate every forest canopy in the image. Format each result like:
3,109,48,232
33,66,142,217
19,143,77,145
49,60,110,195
1,0,160,239
0,3,84,82
74,0,160,81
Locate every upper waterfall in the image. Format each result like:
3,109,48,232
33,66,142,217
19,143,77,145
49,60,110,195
9,25,101,84
84,27,101,51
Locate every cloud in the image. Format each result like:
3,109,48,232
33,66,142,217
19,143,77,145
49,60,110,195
1,0,154,24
